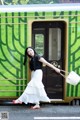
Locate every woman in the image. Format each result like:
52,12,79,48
13,47,60,109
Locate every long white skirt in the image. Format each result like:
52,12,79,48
16,69,50,104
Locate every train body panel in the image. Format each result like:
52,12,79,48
0,3,80,103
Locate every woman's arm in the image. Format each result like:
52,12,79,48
39,57,60,73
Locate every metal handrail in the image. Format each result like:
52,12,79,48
0,78,26,80
0,85,26,86
0,90,25,92
0,14,80,18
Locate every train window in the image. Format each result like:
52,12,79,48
35,33,44,56
49,28,61,60
33,28,45,56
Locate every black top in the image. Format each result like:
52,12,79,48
29,55,42,71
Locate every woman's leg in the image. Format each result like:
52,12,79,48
12,99,22,104
31,102,40,109
12,71,34,104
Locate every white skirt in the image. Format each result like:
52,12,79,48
16,69,50,104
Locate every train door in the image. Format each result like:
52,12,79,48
32,21,67,100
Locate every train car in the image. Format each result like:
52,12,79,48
0,3,80,104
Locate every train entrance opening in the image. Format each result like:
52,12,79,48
32,21,68,100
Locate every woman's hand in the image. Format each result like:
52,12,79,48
54,68,60,74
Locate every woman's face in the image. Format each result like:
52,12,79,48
27,48,34,57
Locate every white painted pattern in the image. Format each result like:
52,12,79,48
34,117,80,119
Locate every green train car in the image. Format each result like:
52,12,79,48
0,3,80,104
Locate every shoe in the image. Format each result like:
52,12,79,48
30,105,40,109
12,100,22,104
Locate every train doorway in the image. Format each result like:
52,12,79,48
32,21,67,100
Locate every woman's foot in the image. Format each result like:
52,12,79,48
12,100,22,104
30,104,40,109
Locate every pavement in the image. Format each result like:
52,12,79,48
0,103,80,120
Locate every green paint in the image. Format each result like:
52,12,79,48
0,9,80,98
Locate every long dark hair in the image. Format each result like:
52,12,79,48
23,47,37,65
